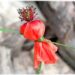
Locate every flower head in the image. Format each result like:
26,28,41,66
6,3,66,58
20,20,45,40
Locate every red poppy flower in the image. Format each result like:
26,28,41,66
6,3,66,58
20,20,45,41
20,19,58,69
34,39,58,69
19,7,58,69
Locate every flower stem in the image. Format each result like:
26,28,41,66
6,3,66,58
52,42,75,49
0,28,19,34
36,62,43,74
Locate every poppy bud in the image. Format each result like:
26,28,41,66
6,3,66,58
20,20,45,40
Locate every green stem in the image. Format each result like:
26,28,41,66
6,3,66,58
37,36,44,42
52,42,75,49
0,28,19,34
36,62,43,74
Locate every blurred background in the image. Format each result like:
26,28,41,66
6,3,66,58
0,1,75,74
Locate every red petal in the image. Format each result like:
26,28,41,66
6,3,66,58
23,20,45,40
20,23,26,34
46,40,58,52
34,40,58,69
42,41,58,63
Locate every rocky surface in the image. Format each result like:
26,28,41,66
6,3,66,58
0,1,74,74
